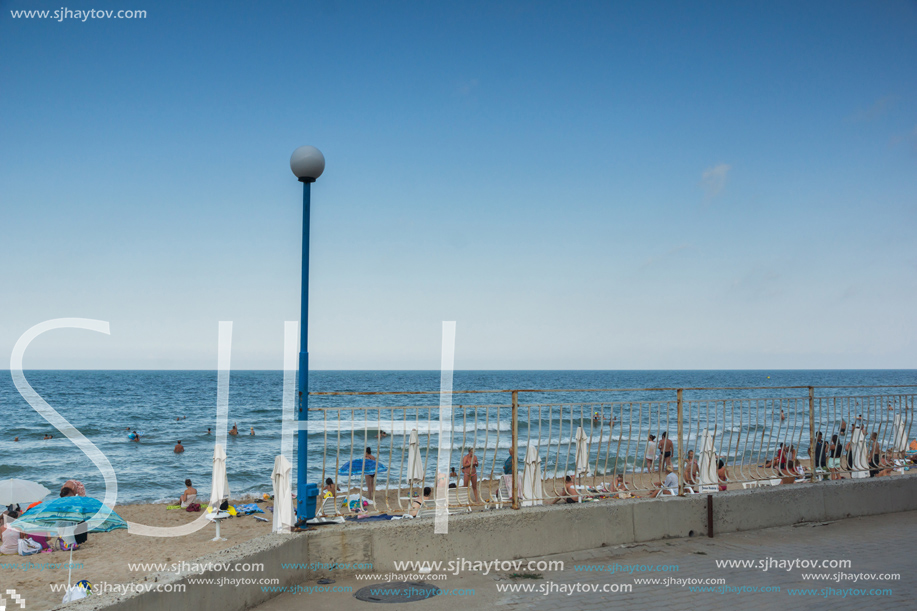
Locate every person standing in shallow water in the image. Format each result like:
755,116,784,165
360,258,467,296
364,447,377,500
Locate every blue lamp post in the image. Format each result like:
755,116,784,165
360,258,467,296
290,145,325,520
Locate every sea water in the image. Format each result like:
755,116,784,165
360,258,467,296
1,370,914,503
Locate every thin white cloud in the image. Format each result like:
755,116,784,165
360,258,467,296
701,163,731,201
641,243,692,269
846,95,899,123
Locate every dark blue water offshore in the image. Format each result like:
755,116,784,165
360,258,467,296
1,370,915,504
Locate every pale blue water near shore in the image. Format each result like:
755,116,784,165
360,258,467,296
2,370,915,504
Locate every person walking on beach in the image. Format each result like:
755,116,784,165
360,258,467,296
174,440,184,453
644,435,657,473
829,434,843,480
660,432,674,473
364,447,377,500
813,432,826,473
462,447,481,503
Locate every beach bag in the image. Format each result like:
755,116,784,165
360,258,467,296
62,583,90,603
186,503,201,512
18,537,42,556
59,539,79,552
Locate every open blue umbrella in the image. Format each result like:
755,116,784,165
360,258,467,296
15,496,127,533
12,496,127,593
339,459,387,476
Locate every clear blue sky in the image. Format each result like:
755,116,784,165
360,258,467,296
2,1,915,369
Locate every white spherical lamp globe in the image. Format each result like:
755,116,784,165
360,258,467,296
290,146,325,182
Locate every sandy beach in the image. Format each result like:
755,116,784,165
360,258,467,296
2,499,275,611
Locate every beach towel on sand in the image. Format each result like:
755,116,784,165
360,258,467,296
233,503,263,515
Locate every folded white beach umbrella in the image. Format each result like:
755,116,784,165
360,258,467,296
893,414,908,453
521,442,542,507
574,427,589,477
210,444,230,508
407,429,424,484
698,430,718,488
0,479,50,506
271,455,293,533
850,428,869,478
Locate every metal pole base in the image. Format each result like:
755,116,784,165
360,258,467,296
212,519,226,541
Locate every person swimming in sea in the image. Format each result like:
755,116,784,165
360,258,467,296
206,428,212,435
174,440,184,453
229,423,239,436
129,430,140,442
250,427,255,436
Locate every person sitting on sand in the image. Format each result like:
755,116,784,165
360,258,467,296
229,423,239,436
322,478,338,497
62,480,86,497
684,450,699,486
554,476,578,504
764,443,784,469
180,479,197,508
410,486,432,516
654,467,679,497
0,512,24,555
174,440,184,453
780,460,798,485
717,459,728,491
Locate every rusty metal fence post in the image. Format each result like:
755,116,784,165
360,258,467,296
677,388,684,495
511,390,519,510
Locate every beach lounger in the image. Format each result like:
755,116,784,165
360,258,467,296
415,500,457,519
317,495,344,517
742,481,759,489
494,474,519,509
447,487,473,512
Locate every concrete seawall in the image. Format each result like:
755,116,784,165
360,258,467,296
64,474,917,611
